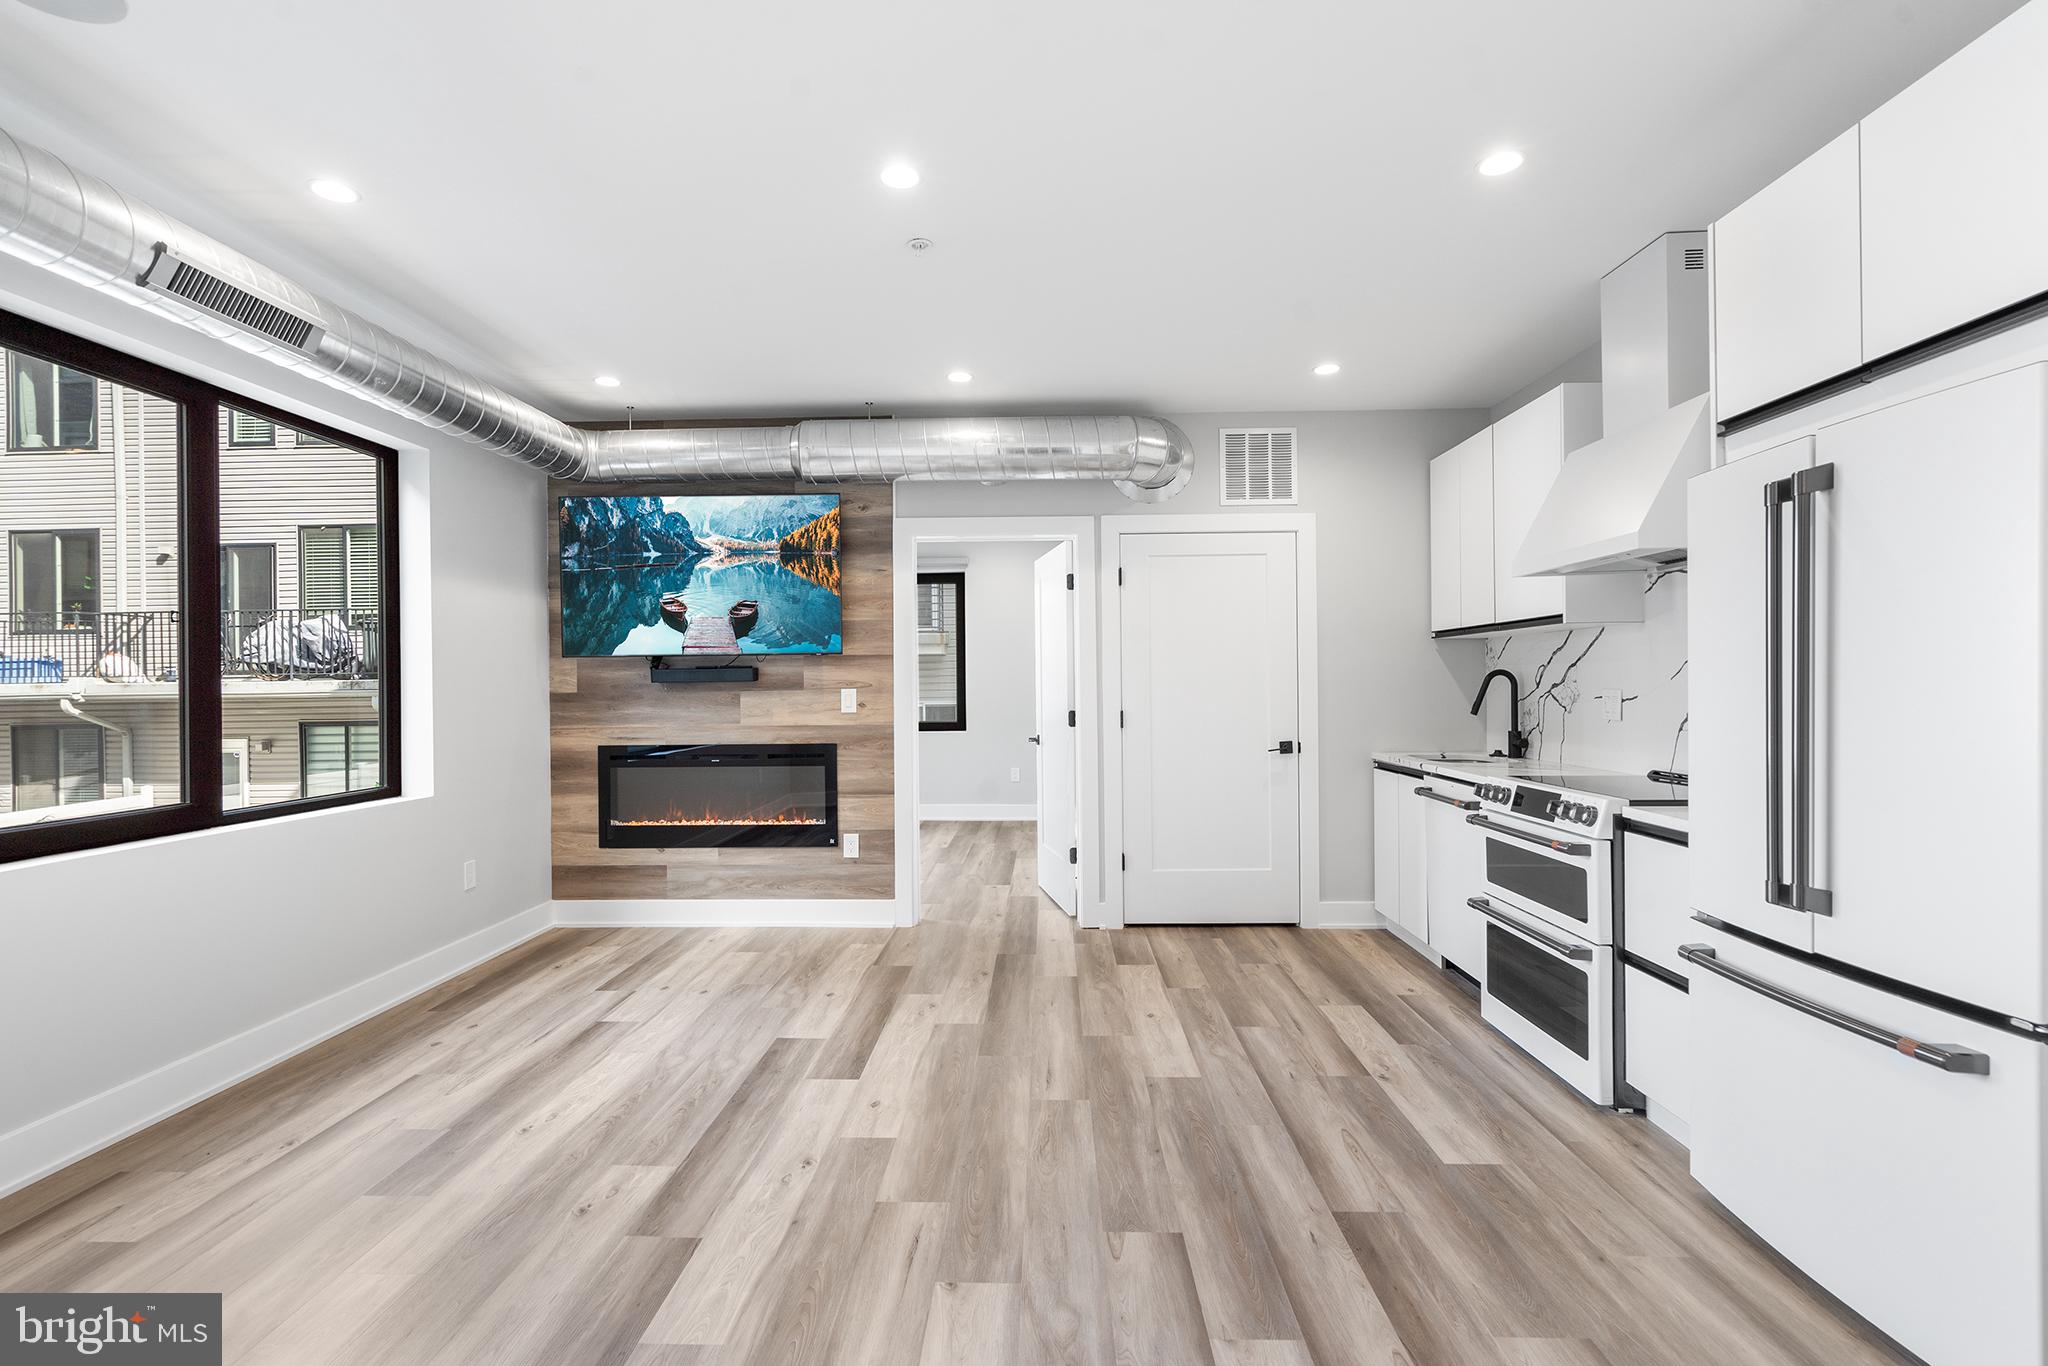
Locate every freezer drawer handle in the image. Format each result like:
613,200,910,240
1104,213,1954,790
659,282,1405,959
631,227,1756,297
1469,896,1594,961
1415,786,1481,811
1677,944,1990,1075
1465,813,1592,858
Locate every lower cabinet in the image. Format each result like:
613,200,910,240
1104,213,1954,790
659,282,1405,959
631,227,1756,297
1396,783,1429,943
1372,768,1402,929
1622,966,1691,1137
1422,786,1484,980
1370,766,1432,946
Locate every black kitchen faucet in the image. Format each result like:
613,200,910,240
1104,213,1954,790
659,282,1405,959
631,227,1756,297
1470,668,1527,760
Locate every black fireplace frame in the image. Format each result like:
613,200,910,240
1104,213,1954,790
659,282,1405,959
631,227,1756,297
597,744,839,849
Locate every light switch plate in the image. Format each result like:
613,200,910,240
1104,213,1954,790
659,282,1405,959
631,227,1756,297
842,832,860,859
462,859,477,891
840,688,858,714
1010,767,1021,782
1595,689,1624,721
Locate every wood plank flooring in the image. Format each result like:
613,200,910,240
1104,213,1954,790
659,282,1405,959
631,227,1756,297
0,822,1913,1365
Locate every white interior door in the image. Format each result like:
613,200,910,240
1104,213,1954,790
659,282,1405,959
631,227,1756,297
1120,531,1300,924
1033,542,1078,916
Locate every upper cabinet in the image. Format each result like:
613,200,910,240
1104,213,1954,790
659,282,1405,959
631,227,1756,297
1713,3,2048,421
1860,2,2048,359
1429,428,1493,632
1428,386,1641,636
1711,128,1863,423
1490,383,1599,623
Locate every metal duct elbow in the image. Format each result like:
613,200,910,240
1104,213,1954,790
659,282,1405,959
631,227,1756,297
0,122,1191,499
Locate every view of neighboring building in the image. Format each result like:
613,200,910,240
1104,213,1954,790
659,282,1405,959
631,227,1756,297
1,346,385,822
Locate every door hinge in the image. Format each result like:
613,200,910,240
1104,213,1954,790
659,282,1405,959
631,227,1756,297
1119,710,1125,728
1067,708,1075,727
1068,846,1077,865
1066,572,1074,590
1121,853,1127,871
1117,567,1123,586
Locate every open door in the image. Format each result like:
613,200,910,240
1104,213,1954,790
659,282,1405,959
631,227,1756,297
1033,542,1079,916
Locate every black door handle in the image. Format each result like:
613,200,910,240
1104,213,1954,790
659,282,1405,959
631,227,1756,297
1268,741,1296,754
1027,735,1041,745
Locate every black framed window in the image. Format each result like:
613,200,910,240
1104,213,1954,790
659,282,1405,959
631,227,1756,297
0,307,401,864
6,352,99,452
916,571,966,731
10,724,105,812
9,529,100,629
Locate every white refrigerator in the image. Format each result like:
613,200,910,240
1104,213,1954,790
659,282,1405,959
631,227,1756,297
1688,361,2048,1366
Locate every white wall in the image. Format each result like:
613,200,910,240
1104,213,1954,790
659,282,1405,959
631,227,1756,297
0,254,552,1195
896,408,1492,908
916,540,1041,816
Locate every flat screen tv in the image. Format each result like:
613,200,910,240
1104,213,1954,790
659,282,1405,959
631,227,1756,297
558,493,842,657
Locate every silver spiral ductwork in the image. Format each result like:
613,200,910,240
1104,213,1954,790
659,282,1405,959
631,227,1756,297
0,123,1192,499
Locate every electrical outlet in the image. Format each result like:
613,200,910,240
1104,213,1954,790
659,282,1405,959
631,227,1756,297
840,688,858,714
842,832,860,859
462,859,477,891
1010,767,1021,782
1595,689,1624,722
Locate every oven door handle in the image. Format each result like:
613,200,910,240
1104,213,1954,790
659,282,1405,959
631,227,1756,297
1464,813,1592,858
1469,896,1594,960
1415,786,1480,811
1679,944,1988,1074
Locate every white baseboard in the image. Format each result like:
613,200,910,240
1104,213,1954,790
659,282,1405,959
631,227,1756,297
917,803,1037,823
0,901,555,1201
1306,899,1382,929
550,898,901,928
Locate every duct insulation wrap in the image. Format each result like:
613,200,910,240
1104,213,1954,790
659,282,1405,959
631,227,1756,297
0,123,1191,497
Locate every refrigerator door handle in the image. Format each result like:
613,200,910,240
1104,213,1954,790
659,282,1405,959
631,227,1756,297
1679,944,1988,1074
1792,463,1835,916
1764,478,1795,909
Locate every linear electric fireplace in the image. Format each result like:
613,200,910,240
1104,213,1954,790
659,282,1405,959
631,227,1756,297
597,744,838,849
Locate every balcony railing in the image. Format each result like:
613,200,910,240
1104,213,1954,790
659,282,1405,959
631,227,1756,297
0,609,379,683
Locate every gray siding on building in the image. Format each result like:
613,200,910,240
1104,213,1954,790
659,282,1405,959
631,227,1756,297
1,350,378,622
0,690,381,814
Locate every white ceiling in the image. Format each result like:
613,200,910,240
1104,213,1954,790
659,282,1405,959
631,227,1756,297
0,0,2023,421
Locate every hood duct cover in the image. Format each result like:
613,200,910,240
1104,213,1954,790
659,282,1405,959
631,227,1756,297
1515,230,1709,575
0,123,1191,500
1513,393,1709,575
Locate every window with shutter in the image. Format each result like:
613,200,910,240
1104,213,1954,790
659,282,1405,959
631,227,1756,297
10,724,104,811
916,572,966,730
299,525,378,621
228,410,275,447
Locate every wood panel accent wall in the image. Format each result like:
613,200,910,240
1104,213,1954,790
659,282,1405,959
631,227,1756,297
548,478,893,901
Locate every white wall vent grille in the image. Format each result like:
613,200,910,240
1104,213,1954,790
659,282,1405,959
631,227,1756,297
1219,427,1298,505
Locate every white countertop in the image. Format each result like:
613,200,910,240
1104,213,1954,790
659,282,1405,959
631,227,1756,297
1370,750,1629,787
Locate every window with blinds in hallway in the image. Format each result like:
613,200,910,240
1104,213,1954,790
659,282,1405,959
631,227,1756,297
916,571,965,731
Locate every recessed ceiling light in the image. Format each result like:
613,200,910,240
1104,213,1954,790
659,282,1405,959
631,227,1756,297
947,370,972,383
880,162,921,189
1477,148,1524,177
308,177,360,204
594,375,621,388
1313,362,1341,376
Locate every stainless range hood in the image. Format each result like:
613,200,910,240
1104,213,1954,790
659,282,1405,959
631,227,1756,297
1515,231,1709,575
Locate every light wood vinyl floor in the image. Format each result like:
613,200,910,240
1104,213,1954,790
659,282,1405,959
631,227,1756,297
0,821,1913,1365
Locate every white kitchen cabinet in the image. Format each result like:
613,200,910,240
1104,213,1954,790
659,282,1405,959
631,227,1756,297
1427,454,1460,632
1427,427,1494,632
1372,767,1402,925
1490,383,1599,623
1395,781,1430,943
1860,1,2048,359
1420,783,1484,979
1690,927,2046,1366
1711,127,1862,422
1621,827,1692,1138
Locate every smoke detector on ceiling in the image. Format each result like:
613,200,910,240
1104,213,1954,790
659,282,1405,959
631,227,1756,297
905,237,934,255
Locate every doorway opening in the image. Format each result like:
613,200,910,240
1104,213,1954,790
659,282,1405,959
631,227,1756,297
895,518,1099,928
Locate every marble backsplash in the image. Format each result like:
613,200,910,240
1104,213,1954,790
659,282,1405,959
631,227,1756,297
1476,567,1689,776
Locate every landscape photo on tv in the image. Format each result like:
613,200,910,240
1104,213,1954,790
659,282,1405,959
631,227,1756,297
558,493,842,657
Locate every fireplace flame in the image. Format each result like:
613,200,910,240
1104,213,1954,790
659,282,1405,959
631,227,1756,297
611,803,826,829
